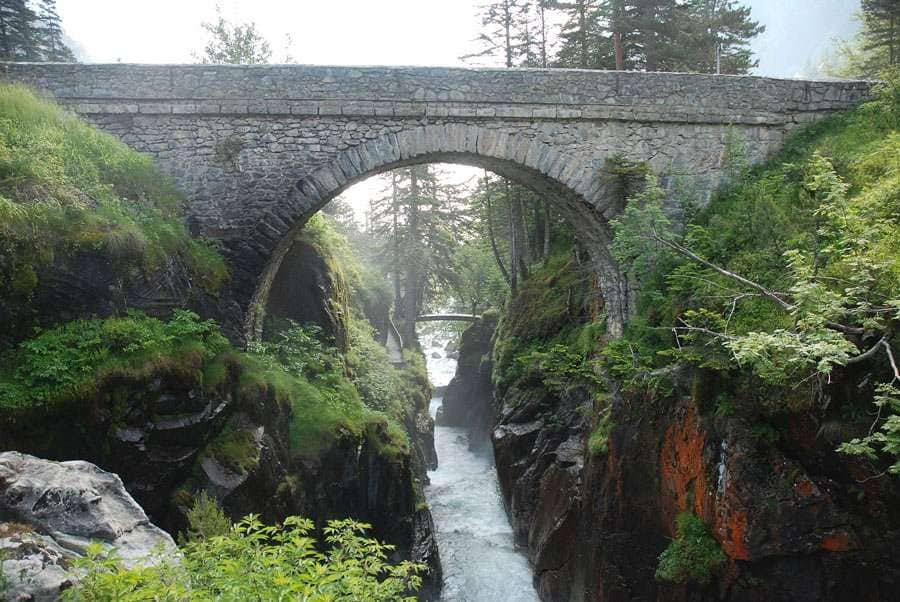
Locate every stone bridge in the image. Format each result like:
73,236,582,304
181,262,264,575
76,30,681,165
0,63,870,337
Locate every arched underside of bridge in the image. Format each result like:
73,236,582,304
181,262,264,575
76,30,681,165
245,125,625,341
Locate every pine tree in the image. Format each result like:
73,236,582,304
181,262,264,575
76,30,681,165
462,0,534,67
33,0,73,61
554,0,609,69
0,0,75,61
678,0,764,74
549,0,762,74
861,0,900,69
0,0,38,60
368,166,471,345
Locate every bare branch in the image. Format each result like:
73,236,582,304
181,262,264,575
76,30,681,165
650,231,866,336
650,232,794,311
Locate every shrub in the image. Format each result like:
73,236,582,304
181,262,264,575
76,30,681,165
63,515,423,601
655,512,726,586
588,408,613,455
0,310,229,412
517,343,603,396
182,492,232,543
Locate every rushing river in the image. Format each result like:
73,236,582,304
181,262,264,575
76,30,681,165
424,338,540,602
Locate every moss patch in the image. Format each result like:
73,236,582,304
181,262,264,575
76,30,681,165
655,512,726,586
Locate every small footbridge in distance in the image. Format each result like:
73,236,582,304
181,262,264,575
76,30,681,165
415,314,481,323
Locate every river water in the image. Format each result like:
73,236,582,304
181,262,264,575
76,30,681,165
423,339,540,602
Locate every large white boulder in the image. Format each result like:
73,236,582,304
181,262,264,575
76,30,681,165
0,452,176,600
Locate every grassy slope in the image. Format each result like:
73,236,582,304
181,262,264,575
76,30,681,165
0,84,228,339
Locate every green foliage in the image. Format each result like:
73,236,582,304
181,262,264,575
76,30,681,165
0,84,228,326
516,343,603,396
250,321,341,379
838,383,900,475
608,70,900,471
450,239,508,314
195,6,273,64
247,319,410,460
346,315,425,421
588,407,614,455
493,250,605,399
0,310,228,412
64,515,422,601
655,512,726,586
182,492,233,543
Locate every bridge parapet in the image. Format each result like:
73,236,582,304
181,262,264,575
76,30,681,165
1,63,871,126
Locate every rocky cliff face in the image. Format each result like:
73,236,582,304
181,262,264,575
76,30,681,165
436,313,498,451
488,353,900,601
440,284,900,601
0,234,442,599
0,452,176,600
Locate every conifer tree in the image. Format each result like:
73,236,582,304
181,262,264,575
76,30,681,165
33,0,73,61
0,0,38,60
0,0,75,62
677,0,764,74
549,0,762,74
368,166,471,344
860,0,899,69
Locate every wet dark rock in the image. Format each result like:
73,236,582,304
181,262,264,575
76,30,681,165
437,314,498,451
263,237,349,351
489,371,900,601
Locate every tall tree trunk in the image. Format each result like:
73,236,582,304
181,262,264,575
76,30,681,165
504,0,514,67
484,174,511,284
403,169,421,346
579,0,589,68
507,180,518,294
538,1,548,67
612,0,625,70
391,172,402,315
532,199,544,260
543,201,551,263
509,183,529,280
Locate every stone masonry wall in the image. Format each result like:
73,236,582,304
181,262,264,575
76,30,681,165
0,63,871,337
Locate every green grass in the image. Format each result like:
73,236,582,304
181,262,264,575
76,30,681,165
204,426,260,475
0,84,228,335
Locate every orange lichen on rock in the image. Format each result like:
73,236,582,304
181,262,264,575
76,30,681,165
793,477,817,499
659,404,712,530
718,506,750,560
820,531,857,552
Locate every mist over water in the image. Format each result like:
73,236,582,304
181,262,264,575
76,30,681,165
424,337,539,602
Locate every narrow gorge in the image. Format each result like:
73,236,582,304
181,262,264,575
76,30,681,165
1,13,900,599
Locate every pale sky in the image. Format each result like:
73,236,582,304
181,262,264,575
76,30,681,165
59,0,488,66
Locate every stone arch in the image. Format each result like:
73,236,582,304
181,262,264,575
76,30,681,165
242,124,626,341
